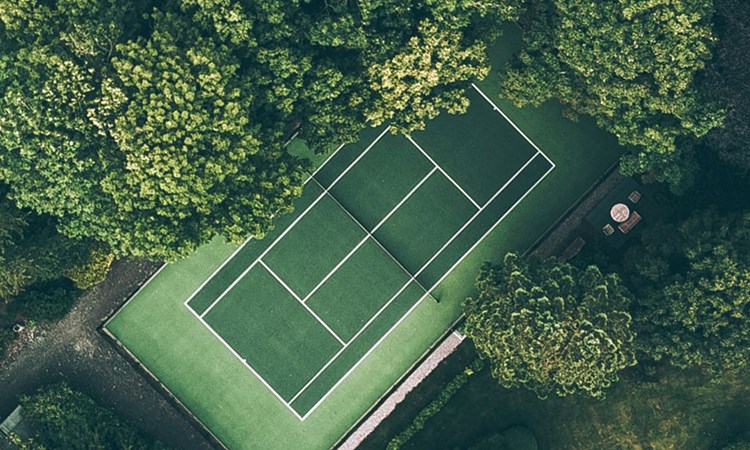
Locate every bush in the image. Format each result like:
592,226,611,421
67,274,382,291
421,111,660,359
20,382,170,450
65,245,114,290
387,359,484,450
469,427,537,450
7,279,81,322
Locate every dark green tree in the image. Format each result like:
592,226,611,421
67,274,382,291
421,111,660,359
0,187,93,300
699,0,750,172
500,0,723,192
19,382,169,450
463,253,636,399
627,209,750,376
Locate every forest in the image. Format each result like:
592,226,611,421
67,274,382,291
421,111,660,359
0,0,748,448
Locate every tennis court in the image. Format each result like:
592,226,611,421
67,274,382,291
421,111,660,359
182,84,554,419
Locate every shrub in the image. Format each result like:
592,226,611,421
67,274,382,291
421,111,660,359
387,359,484,450
7,279,81,322
20,382,170,450
65,245,114,290
0,326,15,357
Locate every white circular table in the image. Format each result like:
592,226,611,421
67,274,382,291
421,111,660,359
610,203,630,223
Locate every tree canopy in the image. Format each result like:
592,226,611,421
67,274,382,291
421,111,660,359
463,253,636,399
500,0,723,192
627,209,750,376
0,0,520,259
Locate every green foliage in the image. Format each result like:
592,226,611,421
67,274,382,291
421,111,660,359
367,19,489,134
387,359,485,450
501,0,723,191
0,0,520,259
0,326,15,357
64,245,113,290
20,382,169,450
468,426,538,450
699,0,750,172
464,253,636,399
7,279,82,322
725,442,750,450
0,187,93,300
627,209,750,376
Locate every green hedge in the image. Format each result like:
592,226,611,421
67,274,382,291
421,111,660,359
387,358,484,450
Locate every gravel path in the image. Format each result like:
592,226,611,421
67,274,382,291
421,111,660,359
0,259,214,450
337,331,466,450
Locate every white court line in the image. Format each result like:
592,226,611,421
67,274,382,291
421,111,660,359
301,166,438,304
198,126,391,319
298,159,555,421
183,239,252,308
471,83,556,169
185,305,304,421
406,135,481,209
304,142,347,185
184,133,355,311
288,150,544,409
259,260,346,346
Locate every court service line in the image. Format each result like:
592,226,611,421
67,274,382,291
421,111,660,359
471,83,556,169
406,135,481,209
186,306,304,420
299,159,556,420
260,260,346,346
301,166,438,304
288,149,542,407
198,126,391,319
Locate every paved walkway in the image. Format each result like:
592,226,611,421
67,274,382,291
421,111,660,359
0,260,213,450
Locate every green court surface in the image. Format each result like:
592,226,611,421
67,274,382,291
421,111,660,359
105,24,624,450
180,81,553,420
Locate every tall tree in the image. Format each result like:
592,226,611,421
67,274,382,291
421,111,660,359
500,0,722,192
367,19,490,134
627,209,750,376
463,253,636,399
0,6,307,259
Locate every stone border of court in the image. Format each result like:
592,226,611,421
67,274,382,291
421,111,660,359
335,328,466,450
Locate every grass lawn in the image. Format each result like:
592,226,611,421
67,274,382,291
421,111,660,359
104,23,623,450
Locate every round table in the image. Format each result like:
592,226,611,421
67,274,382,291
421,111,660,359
610,203,630,223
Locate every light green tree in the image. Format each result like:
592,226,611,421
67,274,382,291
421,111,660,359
463,253,636,399
367,19,490,134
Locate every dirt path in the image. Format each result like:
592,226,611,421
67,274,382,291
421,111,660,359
0,259,214,450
